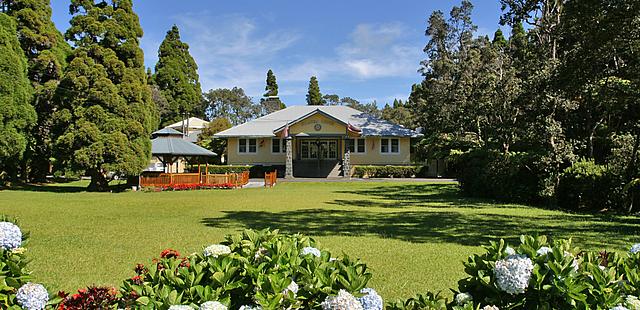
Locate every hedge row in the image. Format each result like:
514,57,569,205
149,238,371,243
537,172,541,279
188,165,284,178
352,166,429,178
2,220,640,309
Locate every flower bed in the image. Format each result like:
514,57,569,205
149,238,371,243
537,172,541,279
154,183,236,191
1,218,640,310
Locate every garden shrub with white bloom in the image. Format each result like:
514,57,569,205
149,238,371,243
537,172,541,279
493,254,533,294
203,244,231,258
321,290,363,310
168,305,195,310
300,246,321,257
199,301,228,310
16,283,49,310
631,243,640,254
0,221,22,250
358,288,383,310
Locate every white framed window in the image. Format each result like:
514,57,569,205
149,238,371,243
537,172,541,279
346,138,366,153
272,138,287,153
238,138,257,153
381,138,400,154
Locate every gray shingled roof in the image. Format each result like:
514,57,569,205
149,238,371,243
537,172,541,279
214,105,421,138
151,128,217,157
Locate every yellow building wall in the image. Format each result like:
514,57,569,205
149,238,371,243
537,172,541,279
289,113,346,135
227,137,287,165
348,137,411,165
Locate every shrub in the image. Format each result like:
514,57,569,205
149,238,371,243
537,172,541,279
194,165,284,178
352,166,418,178
454,150,547,203
557,160,613,210
119,228,373,309
392,235,640,310
57,286,119,309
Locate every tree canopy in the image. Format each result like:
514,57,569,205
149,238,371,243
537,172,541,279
260,69,285,114
204,87,261,126
0,12,35,181
5,0,71,181
153,25,203,126
54,0,158,191
306,76,324,105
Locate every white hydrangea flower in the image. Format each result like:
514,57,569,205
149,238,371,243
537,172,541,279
455,292,473,305
301,246,321,257
626,296,640,310
282,280,299,295
536,247,553,256
199,301,227,310
357,288,383,310
321,290,364,310
203,244,231,258
482,306,500,310
238,305,262,310
494,254,533,295
168,306,194,310
0,222,22,250
16,283,49,310
505,246,516,255
630,244,640,254
611,306,629,310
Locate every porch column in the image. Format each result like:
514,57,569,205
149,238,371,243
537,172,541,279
343,149,351,179
285,137,293,179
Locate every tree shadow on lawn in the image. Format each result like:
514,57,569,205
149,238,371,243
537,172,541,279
329,183,527,209
202,208,640,249
3,183,87,193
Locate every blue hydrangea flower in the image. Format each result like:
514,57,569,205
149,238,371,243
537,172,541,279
0,222,22,250
322,290,363,310
455,292,473,306
630,244,640,254
358,288,383,310
239,305,262,310
301,246,321,257
203,244,231,258
199,301,227,310
494,254,533,295
536,247,553,256
16,283,49,310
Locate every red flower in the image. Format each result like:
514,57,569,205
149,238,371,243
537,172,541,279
131,275,143,285
179,257,190,268
134,263,148,275
160,248,180,259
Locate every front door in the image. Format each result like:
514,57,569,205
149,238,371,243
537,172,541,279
300,140,337,160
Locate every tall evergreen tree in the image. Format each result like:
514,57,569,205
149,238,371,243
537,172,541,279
306,76,324,106
260,69,285,114
0,13,35,181
55,0,158,191
6,0,71,181
153,25,203,126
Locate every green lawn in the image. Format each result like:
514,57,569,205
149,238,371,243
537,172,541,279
0,181,638,301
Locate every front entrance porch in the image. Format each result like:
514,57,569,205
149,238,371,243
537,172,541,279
292,137,344,178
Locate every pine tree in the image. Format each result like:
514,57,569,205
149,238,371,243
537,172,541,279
0,13,35,181
153,25,203,126
306,76,323,105
492,29,507,49
55,0,158,191
260,69,285,114
5,0,71,182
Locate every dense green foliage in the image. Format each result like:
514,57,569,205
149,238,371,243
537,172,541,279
260,69,285,114
0,13,35,183
5,0,71,182
54,0,158,191
197,117,232,162
557,160,613,211
153,25,203,126
306,76,323,106
204,87,262,126
409,0,640,212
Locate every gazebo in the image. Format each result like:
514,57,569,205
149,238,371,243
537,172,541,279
139,128,249,188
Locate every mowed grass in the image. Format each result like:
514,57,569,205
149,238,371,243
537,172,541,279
0,180,639,300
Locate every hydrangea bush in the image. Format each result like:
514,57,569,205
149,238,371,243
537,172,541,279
391,235,640,310
119,228,373,309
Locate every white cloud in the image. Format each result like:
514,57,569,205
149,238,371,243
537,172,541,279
282,22,421,82
167,12,300,98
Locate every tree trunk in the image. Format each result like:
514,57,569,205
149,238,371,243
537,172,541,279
87,169,109,192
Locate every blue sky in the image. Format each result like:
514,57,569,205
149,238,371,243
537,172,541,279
49,1,504,107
